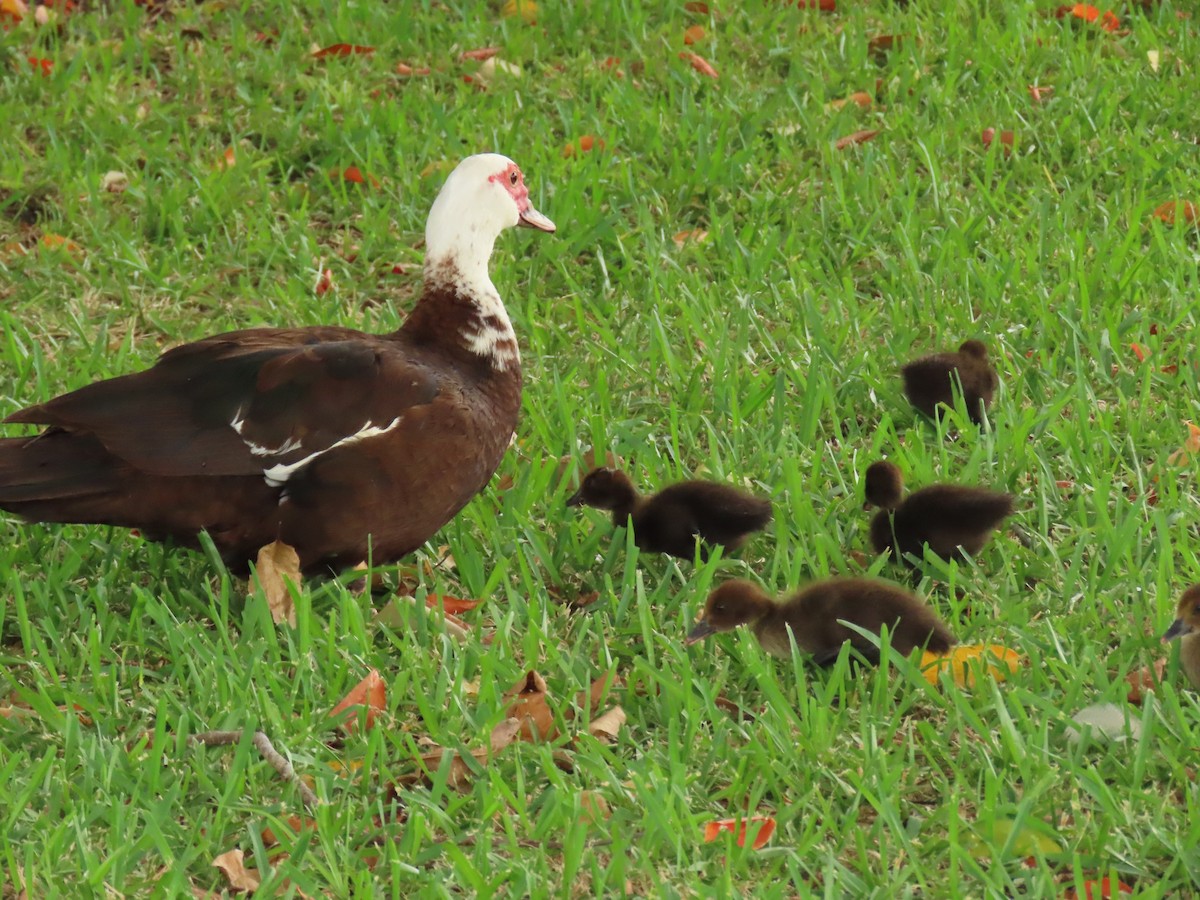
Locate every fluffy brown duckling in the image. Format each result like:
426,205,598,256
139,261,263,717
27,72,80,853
1162,584,1200,690
566,467,772,561
686,577,956,666
901,339,997,425
864,461,1014,566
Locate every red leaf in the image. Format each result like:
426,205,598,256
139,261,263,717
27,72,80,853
679,51,718,79
562,135,606,158
834,129,880,150
1161,364,1179,375
1129,342,1147,363
1100,10,1120,31
683,25,706,44
424,593,483,615
702,816,776,850
27,56,52,77
460,47,500,61
329,669,386,733
312,43,375,59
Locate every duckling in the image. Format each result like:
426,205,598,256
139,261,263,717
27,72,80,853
901,339,997,425
1162,584,1200,690
565,467,771,561
864,460,1014,566
686,577,956,665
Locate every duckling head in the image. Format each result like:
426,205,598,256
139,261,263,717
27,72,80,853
863,460,904,510
565,467,637,511
958,339,989,360
686,579,774,644
1163,584,1200,642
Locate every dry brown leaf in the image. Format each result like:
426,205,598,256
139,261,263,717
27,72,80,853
579,790,612,825
261,816,317,848
489,716,522,752
505,670,557,742
1126,658,1167,705
714,694,755,721
573,671,620,720
411,744,489,789
374,595,472,641
253,540,301,627
834,129,880,150
587,705,626,742
211,849,261,893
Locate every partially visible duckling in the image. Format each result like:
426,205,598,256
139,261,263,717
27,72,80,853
864,460,1014,566
686,577,956,665
901,339,997,425
566,467,771,561
1162,584,1200,690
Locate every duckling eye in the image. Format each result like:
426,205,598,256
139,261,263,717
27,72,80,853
509,170,519,186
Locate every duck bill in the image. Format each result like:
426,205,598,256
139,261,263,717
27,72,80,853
518,206,556,232
1162,618,1191,643
565,487,584,508
686,620,716,645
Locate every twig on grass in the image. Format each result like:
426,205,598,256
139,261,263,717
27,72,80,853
192,729,320,810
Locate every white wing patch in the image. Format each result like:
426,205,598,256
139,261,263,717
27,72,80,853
230,407,305,458
262,417,403,487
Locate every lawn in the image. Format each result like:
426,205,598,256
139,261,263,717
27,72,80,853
2,0,1199,896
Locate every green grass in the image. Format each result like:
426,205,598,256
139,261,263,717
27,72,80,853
2,0,1200,895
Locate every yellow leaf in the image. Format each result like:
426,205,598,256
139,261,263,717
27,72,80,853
969,817,1063,859
500,0,538,23
253,540,301,627
920,644,1020,687
1146,49,1160,72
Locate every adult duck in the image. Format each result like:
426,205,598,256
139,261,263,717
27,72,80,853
0,153,555,574
566,467,772,561
864,460,1014,567
901,339,997,425
686,577,956,665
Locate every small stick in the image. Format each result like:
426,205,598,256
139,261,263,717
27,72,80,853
192,729,320,810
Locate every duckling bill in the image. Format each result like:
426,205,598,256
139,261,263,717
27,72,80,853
901,339,997,425
566,467,771,561
687,577,956,666
864,460,1013,566
1162,584,1200,690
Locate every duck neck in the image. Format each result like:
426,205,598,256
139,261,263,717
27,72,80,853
608,485,641,525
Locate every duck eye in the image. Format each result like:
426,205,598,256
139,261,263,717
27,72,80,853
509,170,519,186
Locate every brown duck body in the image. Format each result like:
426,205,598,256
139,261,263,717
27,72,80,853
865,461,1013,566
0,154,553,575
567,468,772,561
901,340,997,425
1163,585,1200,690
689,577,956,666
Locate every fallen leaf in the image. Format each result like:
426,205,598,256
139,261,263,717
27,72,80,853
27,56,52,77
834,91,873,110
489,717,523,753
424,593,482,615
39,233,84,256
599,55,622,74
217,146,236,170
981,128,1015,156
315,268,333,296
505,670,557,742
714,694,754,721
672,228,708,248
312,43,375,58
395,63,431,76
578,790,612,826
253,540,301,628
477,57,522,82
1063,877,1135,899
683,1,710,12
1,0,28,23
261,816,317,848
920,644,1021,687
587,705,626,742
406,743,490,789
1166,421,1200,465
1067,702,1142,745
1028,84,1054,103
702,816,776,850
332,165,374,187
1152,200,1199,227
1125,658,1167,705
573,672,620,720
211,849,261,893
868,34,901,55
328,669,386,734
795,0,836,8
460,47,500,61
1129,342,1147,363
100,171,129,193
1100,10,1119,31
683,25,706,44
1146,49,1160,72
834,129,880,150
1161,364,1179,375
1064,3,1100,23
679,51,718,79
562,135,606,158
500,0,538,23
969,817,1063,859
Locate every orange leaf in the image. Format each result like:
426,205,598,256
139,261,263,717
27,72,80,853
834,129,880,150
1126,658,1167,705
1,0,28,22
217,146,236,170
331,165,380,188
1028,84,1054,103
1100,10,1119,31
1129,342,1147,363
1062,877,1134,899
460,47,500,61
672,229,708,248
1152,200,1199,226
1070,3,1100,22
562,135,606,157
329,669,386,733
1167,421,1200,465
312,43,375,58
504,670,557,742
683,25,706,44
424,593,482,615
679,51,718,79
702,816,776,850
981,128,1014,156
315,267,333,296
395,63,431,76
39,233,83,255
